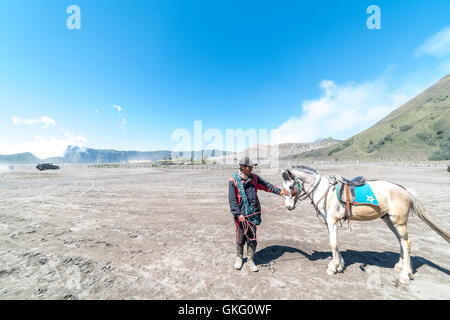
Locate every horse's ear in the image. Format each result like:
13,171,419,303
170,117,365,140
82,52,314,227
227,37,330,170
282,170,293,182
287,169,294,178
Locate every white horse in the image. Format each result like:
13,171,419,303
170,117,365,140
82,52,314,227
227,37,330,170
281,165,450,285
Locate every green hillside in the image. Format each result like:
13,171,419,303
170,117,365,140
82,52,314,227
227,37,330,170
287,74,450,161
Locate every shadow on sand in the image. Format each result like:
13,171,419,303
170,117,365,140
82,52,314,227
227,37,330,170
255,245,450,275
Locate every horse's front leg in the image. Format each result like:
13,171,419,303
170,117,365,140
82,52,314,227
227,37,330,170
326,215,345,275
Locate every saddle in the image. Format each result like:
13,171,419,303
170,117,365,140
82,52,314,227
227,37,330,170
336,176,366,187
335,175,366,220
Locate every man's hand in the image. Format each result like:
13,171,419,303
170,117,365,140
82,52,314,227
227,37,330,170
280,189,289,196
238,214,246,222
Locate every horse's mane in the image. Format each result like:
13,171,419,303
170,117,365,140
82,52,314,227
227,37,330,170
291,165,318,174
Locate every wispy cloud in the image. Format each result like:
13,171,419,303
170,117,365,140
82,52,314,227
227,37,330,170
120,118,127,131
12,116,56,128
0,130,87,159
271,76,427,144
416,26,450,58
272,25,450,145
113,105,127,131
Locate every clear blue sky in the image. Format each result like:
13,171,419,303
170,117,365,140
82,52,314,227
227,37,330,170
1,0,450,157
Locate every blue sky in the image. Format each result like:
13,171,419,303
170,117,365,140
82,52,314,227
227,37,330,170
1,0,450,157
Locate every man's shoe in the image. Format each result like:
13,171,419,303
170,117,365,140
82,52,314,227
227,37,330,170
234,257,244,270
234,244,244,270
248,259,259,272
247,245,259,272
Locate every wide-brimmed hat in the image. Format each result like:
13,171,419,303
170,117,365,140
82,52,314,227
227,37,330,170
239,156,257,167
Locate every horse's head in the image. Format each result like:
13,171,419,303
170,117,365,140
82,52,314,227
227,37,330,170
282,165,318,211
281,169,302,211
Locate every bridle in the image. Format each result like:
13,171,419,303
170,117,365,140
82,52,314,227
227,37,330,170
292,177,307,201
287,172,334,225
289,173,322,206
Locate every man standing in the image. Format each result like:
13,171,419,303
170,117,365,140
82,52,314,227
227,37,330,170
228,157,288,272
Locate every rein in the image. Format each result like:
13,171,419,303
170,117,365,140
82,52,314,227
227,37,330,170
293,174,335,225
238,202,286,241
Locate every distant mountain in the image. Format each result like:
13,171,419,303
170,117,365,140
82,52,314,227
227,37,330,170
0,152,41,164
0,145,233,164
61,146,173,164
287,74,450,161
212,138,341,164
61,146,232,163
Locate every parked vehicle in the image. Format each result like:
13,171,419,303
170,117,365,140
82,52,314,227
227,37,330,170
36,163,60,171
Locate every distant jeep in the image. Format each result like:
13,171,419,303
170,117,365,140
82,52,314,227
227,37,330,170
36,163,60,171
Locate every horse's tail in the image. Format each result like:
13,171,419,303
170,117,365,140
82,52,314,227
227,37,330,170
406,187,450,243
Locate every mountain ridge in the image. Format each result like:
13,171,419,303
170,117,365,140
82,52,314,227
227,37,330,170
0,146,233,164
212,138,341,164
285,74,450,161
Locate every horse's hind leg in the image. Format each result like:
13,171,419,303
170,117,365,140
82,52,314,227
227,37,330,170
387,214,413,284
395,223,413,284
382,215,404,272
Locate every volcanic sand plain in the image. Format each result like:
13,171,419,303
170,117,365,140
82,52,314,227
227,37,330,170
0,163,449,299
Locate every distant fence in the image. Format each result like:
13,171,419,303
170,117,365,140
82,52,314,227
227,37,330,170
5,164,39,170
5,160,448,171
5,163,239,170
158,160,448,170
282,160,449,168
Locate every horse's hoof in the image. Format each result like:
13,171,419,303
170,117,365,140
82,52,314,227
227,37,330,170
327,261,337,275
336,264,345,273
326,267,337,275
394,262,403,272
399,274,410,285
408,273,414,280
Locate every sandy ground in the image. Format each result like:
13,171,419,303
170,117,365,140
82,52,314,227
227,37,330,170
0,163,449,300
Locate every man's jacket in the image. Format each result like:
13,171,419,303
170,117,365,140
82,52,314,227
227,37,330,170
228,173,281,224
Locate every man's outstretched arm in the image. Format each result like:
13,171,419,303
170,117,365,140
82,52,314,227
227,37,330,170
255,175,282,195
254,175,288,196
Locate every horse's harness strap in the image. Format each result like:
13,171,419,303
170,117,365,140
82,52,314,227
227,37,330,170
305,174,331,224
328,175,353,222
317,184,331,211
294,174,342,225
294,177,308,201
344,183,352,220
307,174,322,200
